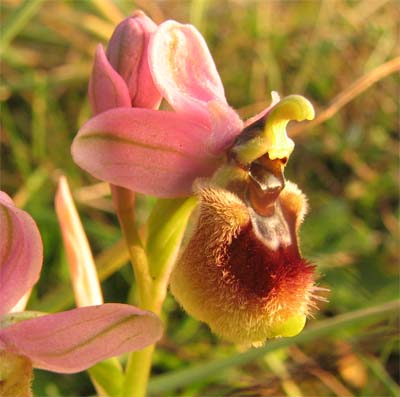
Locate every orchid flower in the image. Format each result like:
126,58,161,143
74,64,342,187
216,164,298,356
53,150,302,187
72,14,321,345
0,192,162,396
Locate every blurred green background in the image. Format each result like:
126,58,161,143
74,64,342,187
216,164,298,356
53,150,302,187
1,0,399,396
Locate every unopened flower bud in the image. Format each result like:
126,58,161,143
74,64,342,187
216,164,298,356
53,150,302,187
89,11,162,114
106,11,161,108
170,175,317,344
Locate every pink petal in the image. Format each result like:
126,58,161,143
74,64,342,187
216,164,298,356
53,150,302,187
89,45,132,115
0,192,42,316
71,108,222,197
206,100,243,154
149,21,226,127
106,11,161,109
55,176,103,307
0,191,13,206
0,304,163,373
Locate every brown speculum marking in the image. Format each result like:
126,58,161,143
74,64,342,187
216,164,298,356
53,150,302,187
223,222,314,300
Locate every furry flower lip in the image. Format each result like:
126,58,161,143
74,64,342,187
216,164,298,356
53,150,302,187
170,93,320,345
170,113,320,344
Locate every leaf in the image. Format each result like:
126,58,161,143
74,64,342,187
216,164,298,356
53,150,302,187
146,196,198,280
88,358,124,397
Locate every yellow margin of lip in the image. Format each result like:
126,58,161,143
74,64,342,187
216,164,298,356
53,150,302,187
270,313,307,338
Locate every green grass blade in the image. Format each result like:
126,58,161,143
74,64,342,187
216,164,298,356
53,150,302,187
361,354,400,397
13,165,49,208
32,74,48,161
1,102,31,179
0,0,46,56
148,300,400,394
88,358,124,397
190,0,210,34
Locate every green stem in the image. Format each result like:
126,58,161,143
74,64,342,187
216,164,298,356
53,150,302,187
111,185,152,307
111,189,196,396
121,275,168,397
122,345,155,397
111,185,166,397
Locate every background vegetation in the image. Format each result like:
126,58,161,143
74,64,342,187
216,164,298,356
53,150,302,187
1,0,399,396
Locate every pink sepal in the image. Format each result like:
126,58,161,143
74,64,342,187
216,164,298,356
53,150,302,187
150,21,227,127
206,100,243,154
0,192,42,316
0,304,163,373
71,108,222,197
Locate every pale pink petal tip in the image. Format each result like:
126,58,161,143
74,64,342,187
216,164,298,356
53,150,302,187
89,44,131,115
0,192,43,316
0,304,163,373
71,108,221,197
150,21,227,126
55,176,103,307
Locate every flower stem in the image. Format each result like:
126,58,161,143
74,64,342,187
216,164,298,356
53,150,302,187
111,188,196,396
121,345,155,397
111,185,164,397
121,282,166,397
122,279,165,397
111,185,152,306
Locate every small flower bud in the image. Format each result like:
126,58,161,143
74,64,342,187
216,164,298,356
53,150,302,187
106,11,161,108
